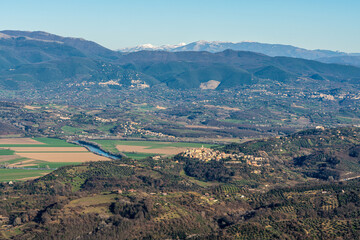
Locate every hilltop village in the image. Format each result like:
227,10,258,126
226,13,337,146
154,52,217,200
181,146,267,167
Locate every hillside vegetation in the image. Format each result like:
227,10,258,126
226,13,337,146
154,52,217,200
0,127,359,239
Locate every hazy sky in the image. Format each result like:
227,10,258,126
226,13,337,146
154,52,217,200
1,0,359,52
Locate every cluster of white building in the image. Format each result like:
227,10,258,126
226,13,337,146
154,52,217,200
182,146,268,167
182,146,242,162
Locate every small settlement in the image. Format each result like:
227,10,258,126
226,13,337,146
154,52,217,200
182,146,266,165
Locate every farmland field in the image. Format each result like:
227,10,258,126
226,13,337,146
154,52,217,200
0,138,45,145
0,137,110,182
93,140,217,158
122,152,157,160
0,137,80,148
8,147,89,152
15,152,109,162
0,169,52,182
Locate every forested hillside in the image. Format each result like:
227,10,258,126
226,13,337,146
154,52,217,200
1,127,360,239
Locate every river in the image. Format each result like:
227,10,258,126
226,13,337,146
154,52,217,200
74,141,121,160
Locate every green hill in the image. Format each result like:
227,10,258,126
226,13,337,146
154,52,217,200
1,31,360,91
221,127,360,181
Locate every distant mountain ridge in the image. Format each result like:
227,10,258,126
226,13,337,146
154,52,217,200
0,30,360,91
119,43,187,52
119,40,360,67
115,50,360,89
0,30,118,60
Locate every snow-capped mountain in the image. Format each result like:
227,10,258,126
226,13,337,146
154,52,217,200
118,40,360,64
119,43,186,52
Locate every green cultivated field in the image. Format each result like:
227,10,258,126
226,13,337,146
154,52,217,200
123,152,157,160
0,149,15,155
93,140,217,158
34,137,81,147
0,137,80,148
0,169,52,182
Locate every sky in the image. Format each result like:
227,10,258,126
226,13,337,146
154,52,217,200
1,0,359,52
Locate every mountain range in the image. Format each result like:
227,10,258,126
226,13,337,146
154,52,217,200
0,30,360,91
119,40,360,67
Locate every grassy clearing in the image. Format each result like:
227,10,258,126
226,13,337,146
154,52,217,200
180,170,219,187
97,123,117,132
61,126,84,134
0,169,51,182
67,176,87,192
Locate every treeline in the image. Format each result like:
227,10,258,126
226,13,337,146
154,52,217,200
184,160,234,182
294,151,341,180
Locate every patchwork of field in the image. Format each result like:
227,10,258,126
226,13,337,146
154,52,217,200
0,138,217,180
0,137,110,182
93,140,217,159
